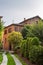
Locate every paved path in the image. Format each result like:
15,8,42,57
11,54,22,65
1,53,8,65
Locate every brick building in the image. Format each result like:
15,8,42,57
3,24,23,50
3,16,42,50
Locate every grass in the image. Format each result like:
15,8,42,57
15,54,28,65
7,53,16,65
0,53,3,64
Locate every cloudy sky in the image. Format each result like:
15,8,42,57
0,0,43,26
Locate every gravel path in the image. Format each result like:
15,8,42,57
1,53,8,65
11,54,22,65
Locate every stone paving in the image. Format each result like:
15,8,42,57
11,54,22,65
1,53,8,65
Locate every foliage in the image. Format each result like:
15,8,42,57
31,37,40,45
21,25,32,39
21,36,40,59
21,40,26,57
21,37,32,58
21,20,43,65
29,45,43,65
14,46,20,51
21,21,43,43
25,37,32,58
0,21,3,30
0,53,3,64
31,21,43,42
0,20,4,37
8,31,23,50
0,20,4,50
0,38,2,50
26,37,40,58
26,37,33,50
0,42,2,50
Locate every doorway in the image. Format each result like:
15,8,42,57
9,44,12,50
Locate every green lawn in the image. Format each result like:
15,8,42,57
0,53,3,64
7,53,16,65
15,54,28,65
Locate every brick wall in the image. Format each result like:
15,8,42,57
3,24,23,50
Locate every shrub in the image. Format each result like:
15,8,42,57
25,37,32,58
0,20,4,43
0,42,2,50
26,37,40,58
21,21,43,43
31,21,43,43
14,46,20,53
31,37,40,45
29,45,43,65
8,31,23,51
0,39,3,50
21,25,32,39
21,37,33,58
21,40,26,57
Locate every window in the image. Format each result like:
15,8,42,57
25,22,27,24
8,28,12,33
36,21,38,24
4,30,7,34
15,26,18,31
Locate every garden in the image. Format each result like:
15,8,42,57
0,20,43,65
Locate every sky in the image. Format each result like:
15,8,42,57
0,0,43,26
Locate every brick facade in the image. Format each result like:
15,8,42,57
3,24,23,50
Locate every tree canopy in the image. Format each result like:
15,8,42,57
7,31,23,50
0,20,4,42
21,20,43,43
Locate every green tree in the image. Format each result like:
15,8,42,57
25,37,32,58
7,31,23,51
29,45,43,65
22,20,43,43
21,40,26,57
0,20,4,50
0,20,4,34
31,21,43,42
21,37,40,59
31,37,40,45
21,25,32,39
21,37,32,58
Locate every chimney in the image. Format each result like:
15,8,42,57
24,18,26,21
